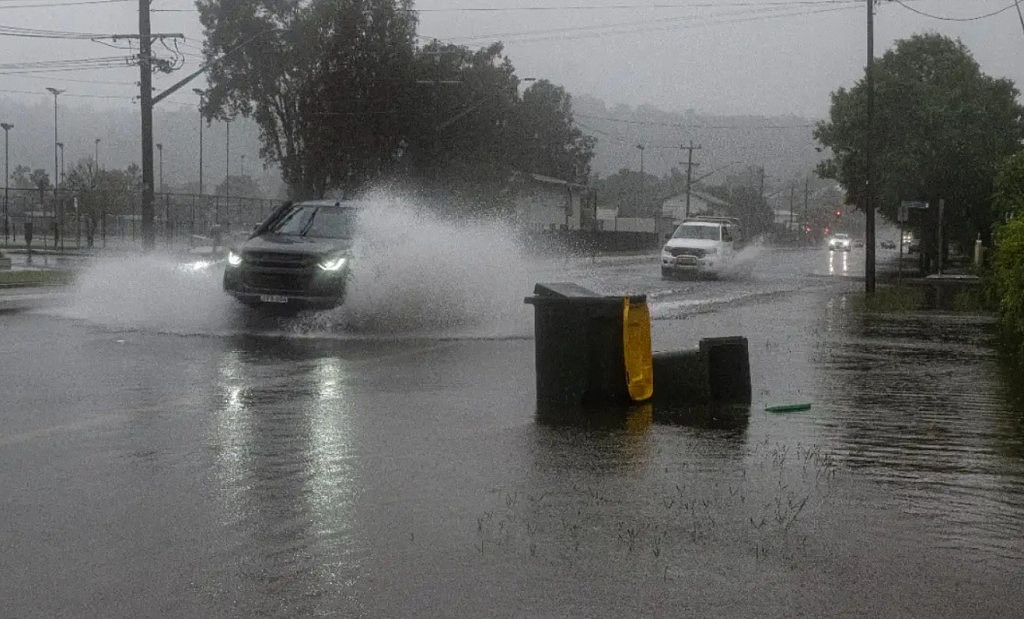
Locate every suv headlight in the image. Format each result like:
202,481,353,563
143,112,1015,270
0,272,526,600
317,256,349,272
227,250,243,267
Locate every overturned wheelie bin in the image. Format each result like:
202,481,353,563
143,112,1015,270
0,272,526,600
525,282,752,416
524,283,653,409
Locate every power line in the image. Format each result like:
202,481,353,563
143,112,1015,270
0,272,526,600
412,0,860,11
575,112,815,130
442,3,860,45
0,24,128,39
0,0,129,9
891,0,1019,21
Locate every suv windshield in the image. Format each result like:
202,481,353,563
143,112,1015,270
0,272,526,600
672,224,720,241
268,204,357,238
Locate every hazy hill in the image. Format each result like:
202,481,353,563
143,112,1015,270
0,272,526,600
1,92,827,203
573,94,827,192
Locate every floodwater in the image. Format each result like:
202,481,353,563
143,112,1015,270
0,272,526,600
2,201,1023,615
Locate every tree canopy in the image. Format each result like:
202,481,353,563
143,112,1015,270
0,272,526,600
814,33,1024,251
198,0,594,209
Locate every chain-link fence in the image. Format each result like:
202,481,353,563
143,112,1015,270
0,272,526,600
0,187,279,251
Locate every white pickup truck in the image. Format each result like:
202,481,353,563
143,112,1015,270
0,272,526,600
660,216,744,279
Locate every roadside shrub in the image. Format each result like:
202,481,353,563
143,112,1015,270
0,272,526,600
993,218,1024,357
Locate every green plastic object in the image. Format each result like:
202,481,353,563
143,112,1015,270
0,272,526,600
765,403,812,413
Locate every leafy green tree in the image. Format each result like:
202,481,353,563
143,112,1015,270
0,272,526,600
198,0,419,199
64,161,144,222
992,152,1024,356
510,80,595,184
592,168,665,217
11,165,34,190
814,34,1024,261
397,41,520,211
994,151,1024,221
29,169,50,202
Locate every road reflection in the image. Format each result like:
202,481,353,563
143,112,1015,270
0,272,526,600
827,249,850,275
211,347,363,615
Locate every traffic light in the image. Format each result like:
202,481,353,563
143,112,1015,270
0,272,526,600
835,209,842,217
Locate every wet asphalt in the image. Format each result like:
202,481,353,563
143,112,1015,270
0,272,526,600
1,247,1022,617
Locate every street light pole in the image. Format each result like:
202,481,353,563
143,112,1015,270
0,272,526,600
156,143,163,194
1,122,11,245
864,0,876,293
192,88,204,197
46,87,64,237
57,142,64,184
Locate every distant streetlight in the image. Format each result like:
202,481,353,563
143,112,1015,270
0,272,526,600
192,88,204,196
156,143,163,193
1,122,11,245
46,87,64,229
94,138,101,171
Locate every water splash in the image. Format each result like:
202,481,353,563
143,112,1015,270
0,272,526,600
294,193,534,338
61,193,536,339
60,253,237,334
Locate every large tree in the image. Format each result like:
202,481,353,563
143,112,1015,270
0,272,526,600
814,33,1024,257
510,80,595,184
198,0,419,199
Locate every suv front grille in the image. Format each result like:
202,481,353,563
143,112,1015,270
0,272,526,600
669,247,705,258
243,251,318,269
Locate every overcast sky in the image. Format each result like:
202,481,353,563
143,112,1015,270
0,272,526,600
0,0,1021,119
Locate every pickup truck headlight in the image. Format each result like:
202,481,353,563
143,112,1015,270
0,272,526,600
317,256,349,272
226,250,243,267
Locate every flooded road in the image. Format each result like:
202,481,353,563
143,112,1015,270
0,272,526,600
1,246,1022,616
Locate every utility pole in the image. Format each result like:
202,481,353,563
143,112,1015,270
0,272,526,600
864,0,876,293
139,0,155,249
225,119,231,216
2,122,11,245
682,141,701,218
636,144,645,213
194,89,204,196
803,177,810,244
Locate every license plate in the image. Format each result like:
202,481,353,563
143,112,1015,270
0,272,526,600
676,257,697,265
259,294,289,304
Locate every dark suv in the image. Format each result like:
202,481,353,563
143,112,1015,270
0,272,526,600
223,199,361,310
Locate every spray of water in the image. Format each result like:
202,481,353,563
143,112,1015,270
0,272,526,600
719,237,765,279
295,192,535,337
62,252,237,334
62,192,537,339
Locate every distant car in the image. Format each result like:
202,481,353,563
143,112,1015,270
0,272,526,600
827,233,852,251
880,240,896,250
661,216,745,279
223,199,361,310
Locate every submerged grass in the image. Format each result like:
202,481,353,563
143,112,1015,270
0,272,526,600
851,283,993,314
0,269,74,287
852,285,927,312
